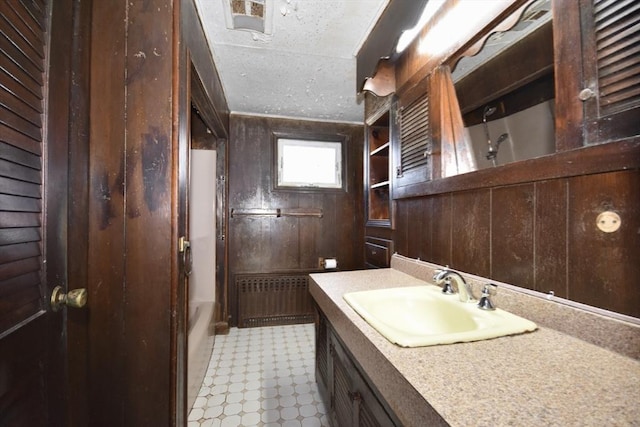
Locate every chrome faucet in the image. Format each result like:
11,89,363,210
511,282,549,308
432,267,477,303
477,283,498,310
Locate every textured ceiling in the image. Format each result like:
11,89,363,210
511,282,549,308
195,0,390,123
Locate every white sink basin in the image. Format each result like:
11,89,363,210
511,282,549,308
343,285,537,347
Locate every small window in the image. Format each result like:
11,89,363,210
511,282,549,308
276,138,343,189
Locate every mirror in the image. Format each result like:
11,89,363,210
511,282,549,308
449,0,554,171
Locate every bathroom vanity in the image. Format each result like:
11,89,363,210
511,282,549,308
309,255,640,426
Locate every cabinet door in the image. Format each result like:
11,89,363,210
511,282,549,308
330,332,397,427
580,0,640,143
330,337,356,426
392,77,432,193
315,309,329,397
351,372,396,427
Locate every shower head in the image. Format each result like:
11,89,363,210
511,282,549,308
482,105,497,122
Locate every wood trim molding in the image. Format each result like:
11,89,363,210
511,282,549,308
393,138,640,199
362,59,396,97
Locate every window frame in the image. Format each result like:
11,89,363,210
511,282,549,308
272,131,347,192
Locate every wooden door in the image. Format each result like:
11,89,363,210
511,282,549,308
0,0,80,425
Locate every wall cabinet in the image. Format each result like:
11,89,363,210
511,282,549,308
365,97,392,227
554,0,640,150
364,94,395,270
316,310,398,427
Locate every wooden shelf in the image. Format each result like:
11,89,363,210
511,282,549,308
370,180,390,189
370,142,389,157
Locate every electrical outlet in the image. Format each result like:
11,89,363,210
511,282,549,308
596,211,621,233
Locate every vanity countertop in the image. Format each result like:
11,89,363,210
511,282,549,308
309,268,640,427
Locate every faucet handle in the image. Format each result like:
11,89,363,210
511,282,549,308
441,277,455,294
477,283,498,311
432,265,451,282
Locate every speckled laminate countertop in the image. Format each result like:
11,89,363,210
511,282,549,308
309,267,640,427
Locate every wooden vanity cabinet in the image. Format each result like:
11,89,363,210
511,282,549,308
316,310,398,427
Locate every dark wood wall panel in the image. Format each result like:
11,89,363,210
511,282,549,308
88,0,127,423
393,168,640,318
492,184,534,288
405,197,430,260
451,189,491,277
229,217,266,273
300,193,334,267
430,193,452,267
535,179,568,297
392,199,408,256
122,1,173,423
86,0,176,423
567,170,640,315
228,115,364,326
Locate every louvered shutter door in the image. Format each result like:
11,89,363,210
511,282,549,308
594,0,640,115
399,94,430,176
393,80,432,192
583,0,640,142
0,0,47,334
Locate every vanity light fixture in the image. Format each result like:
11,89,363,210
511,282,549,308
223,0,274,35
396,0,445,54
418,0,497,56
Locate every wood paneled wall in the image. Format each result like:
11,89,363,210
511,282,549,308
228,115,364,325
393,168,640,318
87,0,175,423
75,0,229,423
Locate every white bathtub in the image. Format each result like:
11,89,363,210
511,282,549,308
188,300,215,410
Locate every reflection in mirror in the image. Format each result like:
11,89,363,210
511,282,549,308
451,0,554,170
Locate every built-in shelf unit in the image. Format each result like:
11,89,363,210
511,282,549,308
365,108,391,226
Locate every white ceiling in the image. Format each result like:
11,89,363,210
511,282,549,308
195,0,390,123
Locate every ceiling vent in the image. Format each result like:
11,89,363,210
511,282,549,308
223,0,274,34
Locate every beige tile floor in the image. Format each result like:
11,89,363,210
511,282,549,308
188,323,330,427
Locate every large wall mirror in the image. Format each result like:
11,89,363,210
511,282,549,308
448,0,554,171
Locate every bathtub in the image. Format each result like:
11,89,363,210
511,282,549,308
188,300,215,410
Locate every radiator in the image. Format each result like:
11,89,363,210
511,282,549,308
236,274,315,328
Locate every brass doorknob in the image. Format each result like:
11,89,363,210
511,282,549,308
51,286,88,311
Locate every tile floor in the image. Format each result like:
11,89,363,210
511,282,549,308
188,323,330,427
